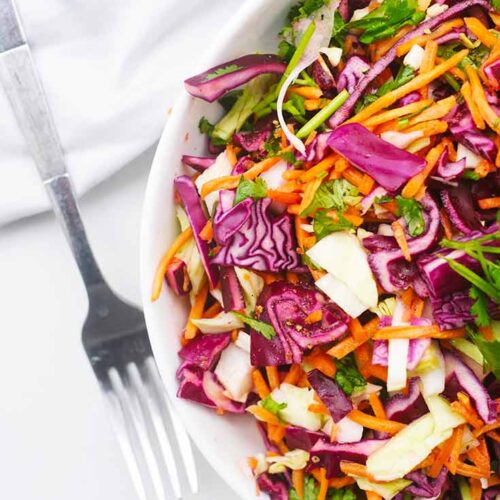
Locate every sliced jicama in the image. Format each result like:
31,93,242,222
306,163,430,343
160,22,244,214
191,312,244,334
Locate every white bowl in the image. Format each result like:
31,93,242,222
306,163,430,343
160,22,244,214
140,1,291,498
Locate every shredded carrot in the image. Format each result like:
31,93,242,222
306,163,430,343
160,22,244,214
396,19,464,56
267,423,286,445
408,96,456,126
225,145,238,167
366,492,383,500
392,220,412,262
284,364,303,385
473,420,500,438
339,462,376,481
252,369,271,399
467,438,490,474
461,81,486,129
478,197,500,210
368,364,388,383
348,409,406,434
414,452,437,471
304,351,337,378
439,208,454,240
466,65,500,134
258,271,281,285
342,167,375,195
489,474,500,487
451,402,483,430
292,469,305,500
464,17,498,48
329,476,355,488
481,40,500,90
470,478,482,500
203,301,222,319
317,468,329,500
448,424,465,474
298,177,323,215
491,11,500,28
419,40,438,99
301,154,337,182
363,99,432,127
151,227,193,301
308,403,331,416
267,189,302,205
247,456,258,471
304,98,327,111
373,324,439,340
404,119,448,137
428,427,457,477
410,296,425,318
402,141,446,198
329,336,366,359
350,50,469,124
266,366,280,391
305,130,318,146
354,342,373,379
455,461,490,479
247,405,281,425
288,85,323,100
372,25,413,60
199,220,213,241
349,318,366,342
369,392,386,419
305,310,323,324
283,170,304,181
200,157,281,198
286,271,300,284
184,283,209,339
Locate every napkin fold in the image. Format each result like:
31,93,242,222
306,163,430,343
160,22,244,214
0,0,238,226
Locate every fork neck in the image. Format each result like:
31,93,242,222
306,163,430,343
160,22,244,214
44,174,106,294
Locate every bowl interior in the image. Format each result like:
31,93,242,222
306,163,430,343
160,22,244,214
140,1,290,498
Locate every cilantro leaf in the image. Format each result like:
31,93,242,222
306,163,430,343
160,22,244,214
438,43,490,70
334,354,366,395
204,64,243,81
198,117,215,136
289,476,320,500
234,176,268,204
261,395,287,416
331,11,347,47
468,325,500,379
233,312,276,340
347,0,424,44
396,196,425,237
278,39,295,61
313,210,354,240
218,90,243,112
288,0,328,22
301,179,359,217
493,0,500,12
330,488,357,500
470,286,490,327
462,170,481,181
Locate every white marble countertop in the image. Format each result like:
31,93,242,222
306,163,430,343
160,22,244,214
0,147,234,500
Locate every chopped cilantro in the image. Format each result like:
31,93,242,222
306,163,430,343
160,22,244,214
290,475,357,500
462,170,481,181
468,324,500,379
261,395,287,416
204,64,243,81
334,354,366,396
198,116,215,136
278,39,295,62
234,176,268,204
331,11,347,47
470,286,490,327
347,0,424,44
375,195,393,204
396,195,425,237
437,43,490,70
218,90,243,112
233,312,276,340
288,0,328,23
313,210,354,240
301,179,359,217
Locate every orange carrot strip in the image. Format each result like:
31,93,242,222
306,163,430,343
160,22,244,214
451,401,483,429
369,392,386,419
203,301,222,319
350,318,366,342
392,220,412,262
464,17,498,48
308,403,331,416
409,96,455,126
488,474,500,487
304,351,337,378
301,154,337,182
151,227,193,301
402,141,446,198
298,177,323,215
348,409,406,434
473,420,500,438
266,366,280,391
448,424,465,474
440,208,454,239
470,478,482,500
247,405,281,425
419,40,438,99
247,456,258,471
396,19,464,56
199,220,213,241
373,26,413,60
252,369,271,399
329,476,355,488
350,50,469,124
373,324,439,340
342,167,375,195
478,197,500,210
467,438,490,473
339,462,376,481
364,99,432,128
317,468,329,500
366,493,383,500
368,364,388,383
455,461,490,479
461,81,486,129
184,283,209,339
201,157,280,198
404,119,448,137
354,342,372,379
225,145,238,167
329,336,366,359
286,271,300,284
292,469,305,500
267,189,302,205
284,364,303,385
288,86,323,99
411,296,425,318
466,65,500,134
268,423,286,445
283,170,304,180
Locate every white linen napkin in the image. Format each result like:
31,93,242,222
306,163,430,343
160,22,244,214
0,0,238,226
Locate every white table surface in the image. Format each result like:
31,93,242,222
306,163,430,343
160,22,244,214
0,147,234,500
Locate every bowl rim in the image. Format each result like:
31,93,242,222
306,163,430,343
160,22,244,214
139,1,289,497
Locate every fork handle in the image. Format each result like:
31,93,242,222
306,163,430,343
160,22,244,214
0,17,105,291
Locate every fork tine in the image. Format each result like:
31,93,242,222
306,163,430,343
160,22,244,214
105,367,150,500
124,362,178,500
144,357,199,494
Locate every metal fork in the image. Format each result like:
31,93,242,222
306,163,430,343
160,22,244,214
0,1,197,498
